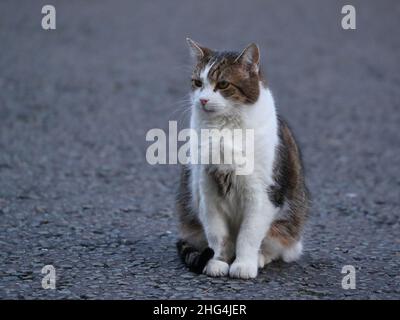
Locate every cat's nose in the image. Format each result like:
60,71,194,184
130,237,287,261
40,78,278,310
200,99,209,106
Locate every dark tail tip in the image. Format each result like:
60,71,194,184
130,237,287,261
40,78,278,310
176,239,214,274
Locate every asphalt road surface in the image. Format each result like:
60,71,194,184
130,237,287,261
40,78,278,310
0,0,399,299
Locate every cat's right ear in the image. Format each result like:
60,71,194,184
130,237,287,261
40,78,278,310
186,38,211,61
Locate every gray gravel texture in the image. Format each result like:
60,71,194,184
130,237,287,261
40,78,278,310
0,0,399,299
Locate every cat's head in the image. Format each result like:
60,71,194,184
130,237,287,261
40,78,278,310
187,38,263,116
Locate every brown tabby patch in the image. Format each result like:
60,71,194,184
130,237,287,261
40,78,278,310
205,165,233,197
267,117,310,247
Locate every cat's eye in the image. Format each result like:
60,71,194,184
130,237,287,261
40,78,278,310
192,79,203,88
216,81,229,90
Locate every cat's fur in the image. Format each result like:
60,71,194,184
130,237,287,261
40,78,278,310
176,39,310,279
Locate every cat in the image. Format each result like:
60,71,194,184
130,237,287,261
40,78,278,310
176,39,310,279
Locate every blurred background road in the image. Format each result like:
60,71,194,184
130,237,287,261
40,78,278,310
0,0,399,299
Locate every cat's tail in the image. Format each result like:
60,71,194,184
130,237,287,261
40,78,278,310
176,239,214,274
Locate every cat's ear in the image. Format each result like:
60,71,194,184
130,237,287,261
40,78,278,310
235,43,260,71
186,38,211,60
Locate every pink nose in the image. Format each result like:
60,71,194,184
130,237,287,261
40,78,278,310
200,99,209,106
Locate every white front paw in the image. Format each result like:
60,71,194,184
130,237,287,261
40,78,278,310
203,259,229,277
229,260,258,279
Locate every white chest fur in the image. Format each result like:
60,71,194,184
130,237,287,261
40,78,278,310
189,86,279,227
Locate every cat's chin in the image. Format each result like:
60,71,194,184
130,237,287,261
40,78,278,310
202,108,217,113
198,107,225,117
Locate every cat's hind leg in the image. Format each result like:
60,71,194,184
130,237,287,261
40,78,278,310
176,215,214,274
281,240,303,263
258,228,303,268
265,219,304,264
259,237,303,266
258,236,281,269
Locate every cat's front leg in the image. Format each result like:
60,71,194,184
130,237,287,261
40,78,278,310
199,197,233,277
230,192,276,279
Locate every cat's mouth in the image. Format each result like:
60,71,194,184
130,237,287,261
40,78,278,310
195,102,221,114
200,104,221,113
202,107,216,113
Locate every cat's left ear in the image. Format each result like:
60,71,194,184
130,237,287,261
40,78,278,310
235,43,260,71
186,38,211,60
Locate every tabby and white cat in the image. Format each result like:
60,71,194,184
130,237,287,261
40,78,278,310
176,39,310,279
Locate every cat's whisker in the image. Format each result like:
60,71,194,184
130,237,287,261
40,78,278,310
165,95,193,124
174,103,193,124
